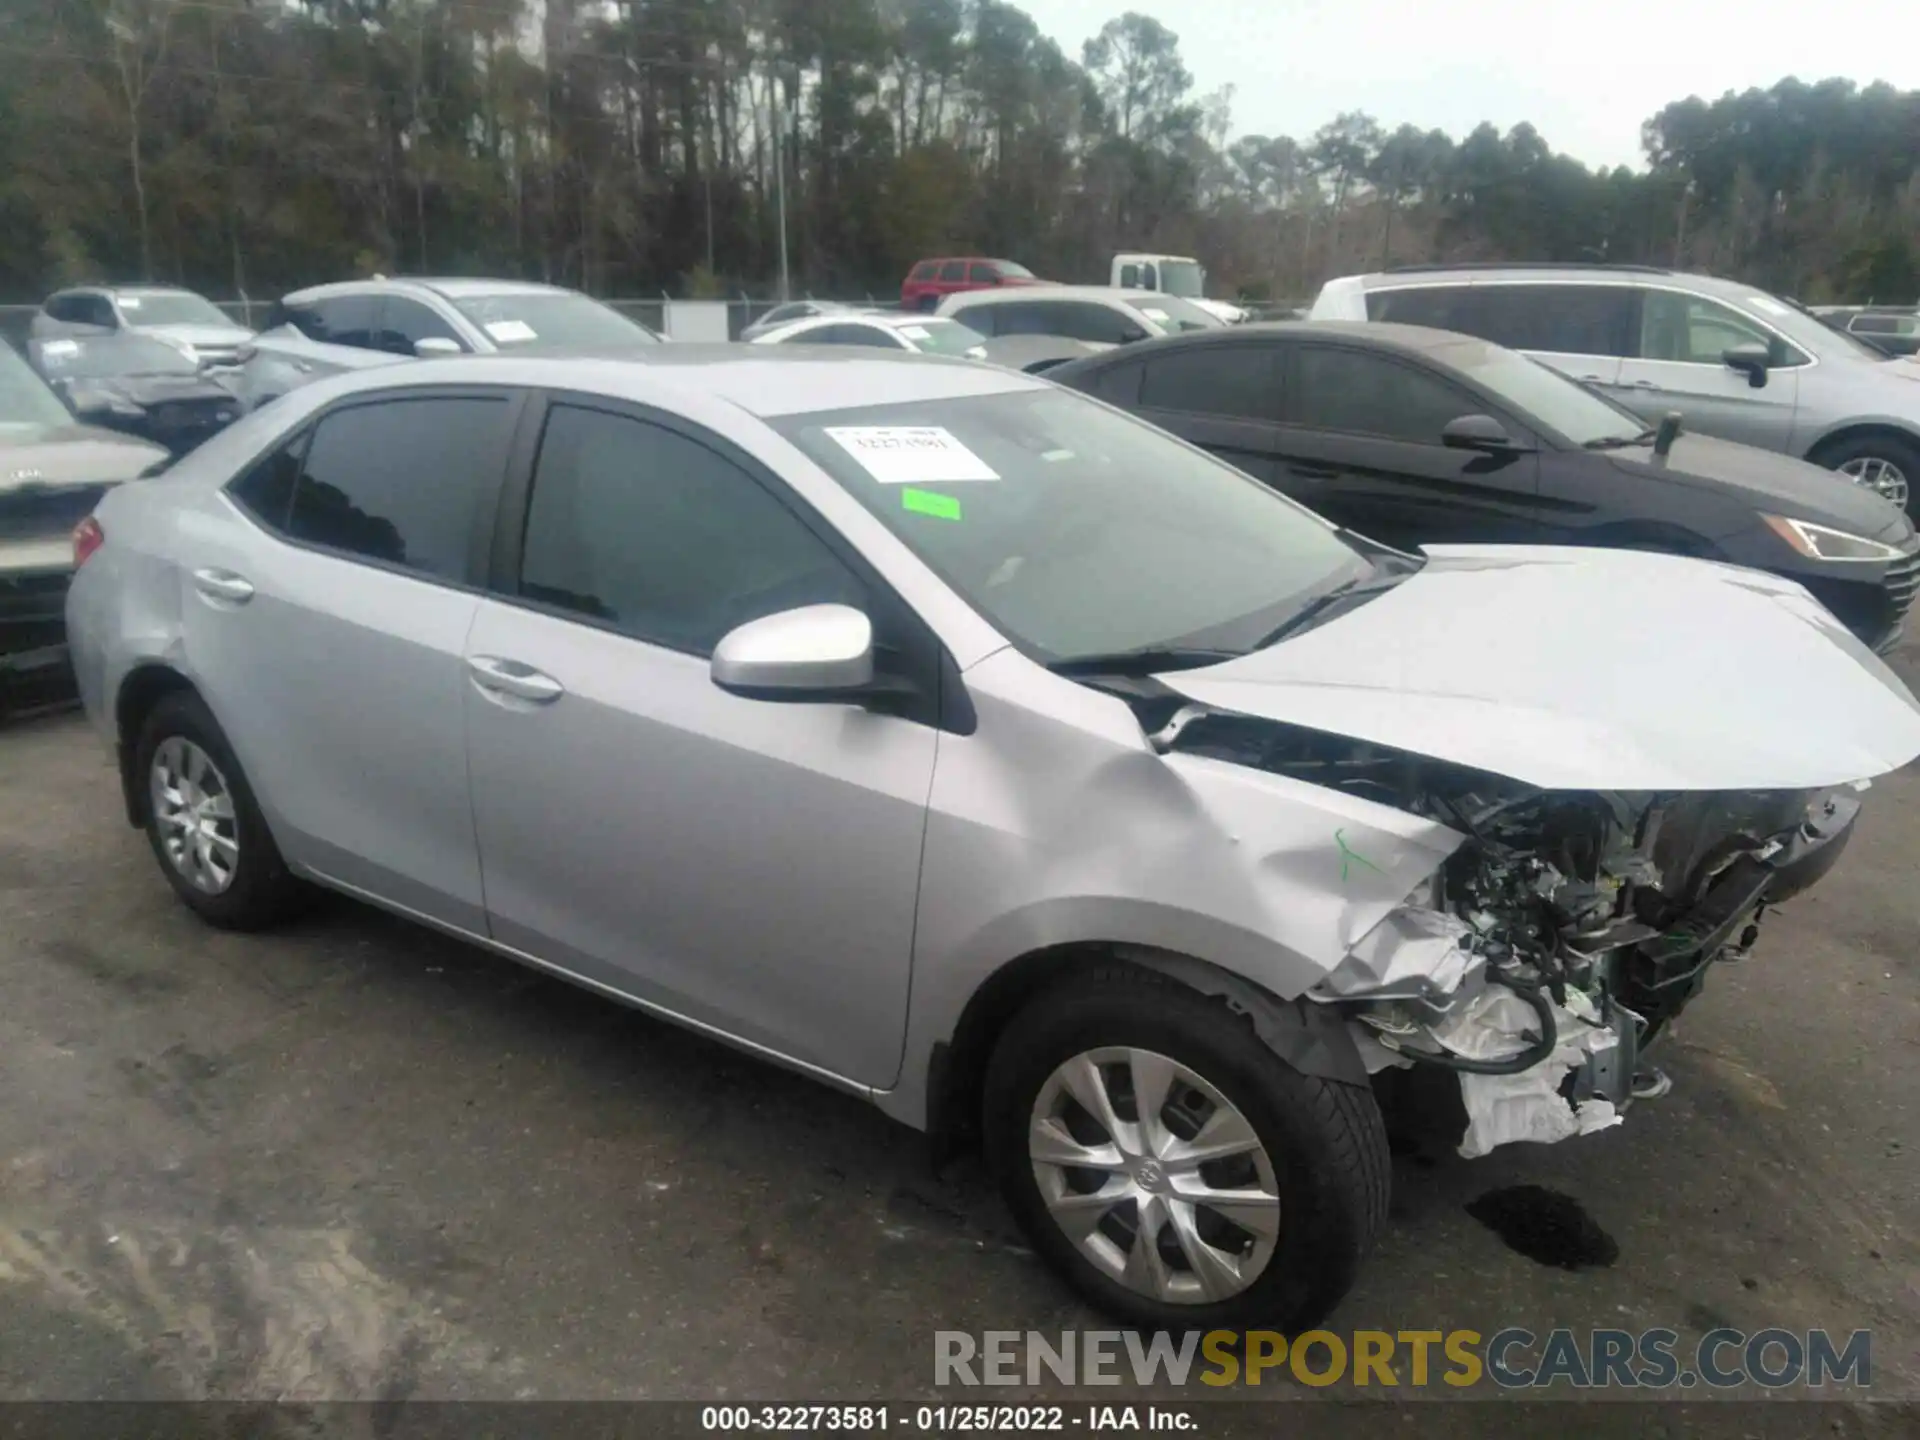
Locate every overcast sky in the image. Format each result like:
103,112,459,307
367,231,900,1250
1019,0,1920,171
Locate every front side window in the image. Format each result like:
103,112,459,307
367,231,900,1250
967,263,998,284
997,302,1139,345
284,396,513,579
771,388,1367,663
377,298,466,356
517,404,863,655
1140,346,1277,421
1638,290,1808,368
1288,346,1472,444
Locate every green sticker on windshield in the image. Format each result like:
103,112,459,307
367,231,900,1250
901,487,962,521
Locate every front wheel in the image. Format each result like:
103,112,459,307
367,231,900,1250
982,967,1389,1332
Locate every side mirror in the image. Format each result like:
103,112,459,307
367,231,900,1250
1118,325,1149,344
414,336,462,357
1722,343,1770,388
1441,413,1529,453
711,604,875,701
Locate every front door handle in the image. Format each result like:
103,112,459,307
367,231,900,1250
1628,379,1660,390
1287,463,1340,481
191,567,254,603
467,655,565,704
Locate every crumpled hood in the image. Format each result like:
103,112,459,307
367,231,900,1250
1613,433,1911,542
1158,544,1920,791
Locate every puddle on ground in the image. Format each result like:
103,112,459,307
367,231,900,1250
1466,1184,1619,1270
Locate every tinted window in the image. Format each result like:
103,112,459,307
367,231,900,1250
287,396,511,578
953,304,998,337
518,405,863,654
1140,346,1276,421
449,291,657,352
228,434,310,530
308,295,378,349
803,324,898,349
1371,284,1633,357
1638,289,1807,368
376,298,465,356
44,294,85,323
938,261,967,282
909,262,938,281
967,263,997,284
1289,347,1472,443
994,302,1139,345
115,291,231,327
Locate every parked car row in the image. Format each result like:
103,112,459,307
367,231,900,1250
60,340,1920,1336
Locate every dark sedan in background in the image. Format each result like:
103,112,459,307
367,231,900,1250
1049,321,1920,651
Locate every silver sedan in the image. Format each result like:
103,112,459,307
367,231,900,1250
63,348,1920,1329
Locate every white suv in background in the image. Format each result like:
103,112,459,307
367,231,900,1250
231,277,660,410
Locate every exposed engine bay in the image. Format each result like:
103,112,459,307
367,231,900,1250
1146,702,1862,1156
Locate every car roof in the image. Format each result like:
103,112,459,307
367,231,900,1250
279,277,573,304
1330,264,1771,306
1051,319,1511,371
314,347,1041,419
943,284,1149,307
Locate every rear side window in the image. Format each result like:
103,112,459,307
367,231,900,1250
517,405,864,655
1288,347,1472,444
44,294,86,323
1367,285,1477,329
1473,285,1633,356
967,263,997,284
285,396,513,579
938,261,967,282
995,302,1139,346
1140,346,1277,421
802,324,896,349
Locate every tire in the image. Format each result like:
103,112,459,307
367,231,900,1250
134,690,309,930
1812,431,1920,518
983,965,1389,1332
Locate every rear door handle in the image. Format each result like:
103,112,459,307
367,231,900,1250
467,655,565,704
191,567,254,603
1287,463,1340,481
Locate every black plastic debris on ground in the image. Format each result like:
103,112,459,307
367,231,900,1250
1466,1184,1620,1270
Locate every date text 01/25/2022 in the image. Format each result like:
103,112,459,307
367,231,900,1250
700,1406,1194,1432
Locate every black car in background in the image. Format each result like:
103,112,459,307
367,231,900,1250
1048,321,1920,651
27,332,243,457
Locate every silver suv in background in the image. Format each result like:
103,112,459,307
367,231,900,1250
32,285,256,370
1310,265,1920,514
231,277,660,410
936,285,1223,348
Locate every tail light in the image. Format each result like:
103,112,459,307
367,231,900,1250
72,516,104,568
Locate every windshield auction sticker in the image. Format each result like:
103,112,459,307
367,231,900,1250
826,426,1000,484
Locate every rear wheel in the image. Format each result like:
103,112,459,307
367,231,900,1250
1814,432,1920,516
982,967,1389,1331
134,691,309,930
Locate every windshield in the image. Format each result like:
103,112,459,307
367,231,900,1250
1130,294,1223,335
1158,261,1206,298
451,291,659,352
897,319,988,356
0,344,76,428
993,261,1035,279
1439,341,1645,447
771,388,1369,663
37,334,200,380
117,291,233,327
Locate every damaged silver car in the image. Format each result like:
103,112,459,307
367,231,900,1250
66,351,1920,1331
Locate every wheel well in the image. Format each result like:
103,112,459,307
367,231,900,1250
114,665,198,826
923,943,1366,1164
1806,424,1920,468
